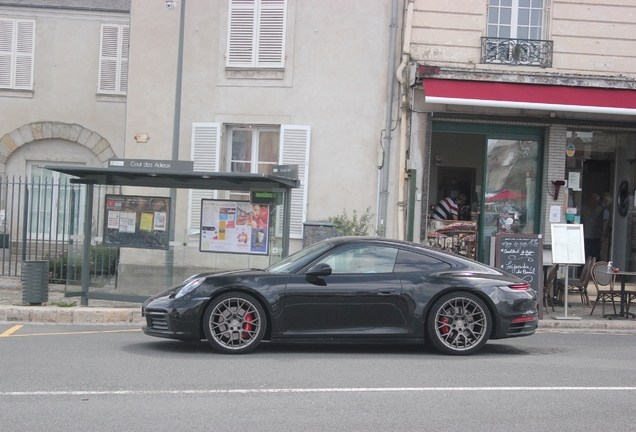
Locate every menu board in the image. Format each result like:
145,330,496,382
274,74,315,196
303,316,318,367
200,199,270,255
550,224,585,265
103,195,170,250
495,233,543,296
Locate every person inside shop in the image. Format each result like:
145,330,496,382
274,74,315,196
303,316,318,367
601,192,612,259
581,193,603,261
432,193,467,221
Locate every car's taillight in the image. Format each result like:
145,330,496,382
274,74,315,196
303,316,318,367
508,283,530,290
511,316,536,323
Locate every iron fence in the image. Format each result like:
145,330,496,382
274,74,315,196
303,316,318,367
0,176,121,284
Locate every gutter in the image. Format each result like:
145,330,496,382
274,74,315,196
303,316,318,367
378,0,399,237
395,0,414,241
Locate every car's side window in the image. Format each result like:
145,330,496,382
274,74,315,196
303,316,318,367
394,250,452,273
317,246,398,274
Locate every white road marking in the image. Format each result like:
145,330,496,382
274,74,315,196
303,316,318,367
2,387,636,397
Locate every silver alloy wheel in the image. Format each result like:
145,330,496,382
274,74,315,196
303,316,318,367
208,297,262,351
433,296,487,352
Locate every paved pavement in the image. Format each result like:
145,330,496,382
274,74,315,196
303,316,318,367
1,276,635,330
0,277,145,325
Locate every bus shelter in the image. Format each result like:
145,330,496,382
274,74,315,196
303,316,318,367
44,164,299,306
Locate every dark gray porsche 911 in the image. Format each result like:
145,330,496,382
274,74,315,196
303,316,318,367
142,237,538,355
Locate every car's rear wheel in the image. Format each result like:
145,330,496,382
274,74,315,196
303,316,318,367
203,292,266,354
426,292,491,355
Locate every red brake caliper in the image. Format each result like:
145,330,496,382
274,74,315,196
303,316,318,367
439,317,450,335
242,312,253,339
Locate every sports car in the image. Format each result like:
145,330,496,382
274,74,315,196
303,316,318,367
142,237,538,355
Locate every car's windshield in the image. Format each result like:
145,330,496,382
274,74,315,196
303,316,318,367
266,241,332,273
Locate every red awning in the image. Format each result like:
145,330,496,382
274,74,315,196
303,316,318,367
422,79,636,115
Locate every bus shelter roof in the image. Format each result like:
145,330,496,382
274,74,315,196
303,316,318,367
42,165,300,191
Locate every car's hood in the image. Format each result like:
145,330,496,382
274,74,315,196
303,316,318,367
188,268,266,280
145,268,269,303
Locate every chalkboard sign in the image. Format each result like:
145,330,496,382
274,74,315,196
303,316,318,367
495,233,543,296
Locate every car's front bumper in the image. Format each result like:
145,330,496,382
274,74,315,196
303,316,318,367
141,295,209,341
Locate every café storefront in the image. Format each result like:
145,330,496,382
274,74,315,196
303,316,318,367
416,79,636,271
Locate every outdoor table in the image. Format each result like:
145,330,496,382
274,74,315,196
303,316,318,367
605,270,636,319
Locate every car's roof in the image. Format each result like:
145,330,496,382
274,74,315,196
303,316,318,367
320,236,493,270
323,236,425,248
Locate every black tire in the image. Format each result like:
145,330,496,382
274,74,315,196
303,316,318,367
203,292,266,354
426,292,491,355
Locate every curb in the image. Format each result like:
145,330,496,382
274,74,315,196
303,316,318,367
0,305,144,325
537,320,636,330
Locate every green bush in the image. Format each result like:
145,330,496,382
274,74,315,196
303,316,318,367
328,207,376,236
47,246,118,283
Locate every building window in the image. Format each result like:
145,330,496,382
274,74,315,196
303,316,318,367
229,126,280,199
487,0,543,39
189,123,310,239
28,163,85,239
226,0,287,69
0,18,35,90
98,24,129,95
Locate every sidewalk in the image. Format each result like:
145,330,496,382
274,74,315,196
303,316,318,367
0,279,144,325
1,278,635,329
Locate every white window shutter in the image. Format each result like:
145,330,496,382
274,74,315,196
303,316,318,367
227,0,256,67
256,0,286,68
0,19,14,88
280,125,310,239
189,123,222,231
14,20,34,90
0,18,35,90
119,25,129,93
99,24,119,93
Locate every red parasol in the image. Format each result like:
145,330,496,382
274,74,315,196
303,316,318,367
486,190,526,202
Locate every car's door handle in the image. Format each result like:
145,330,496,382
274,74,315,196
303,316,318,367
376,288,397,295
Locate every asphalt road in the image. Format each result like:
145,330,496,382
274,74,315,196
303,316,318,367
1,324,636,431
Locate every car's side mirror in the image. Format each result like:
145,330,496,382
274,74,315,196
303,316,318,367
306,263,332,278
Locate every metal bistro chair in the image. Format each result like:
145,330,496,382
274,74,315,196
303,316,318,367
556,257,595,307
590,261,620,316
543,264,558,312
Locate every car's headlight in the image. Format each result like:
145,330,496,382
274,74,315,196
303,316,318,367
175,277,205,299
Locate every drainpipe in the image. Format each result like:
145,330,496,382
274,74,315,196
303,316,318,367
379,0,399,238
395,0,414,241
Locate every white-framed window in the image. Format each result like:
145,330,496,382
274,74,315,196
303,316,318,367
28,163,85,240
0,18,35,90
228,126,280,195
98,23,129,94
487,0,544,39
189,123,310,239
226,0,287,69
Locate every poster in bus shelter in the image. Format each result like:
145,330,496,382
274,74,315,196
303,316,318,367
103,195,170,250
200,199,269,255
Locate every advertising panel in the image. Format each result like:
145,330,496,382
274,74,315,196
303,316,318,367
200,200,270,255
103,195,170,250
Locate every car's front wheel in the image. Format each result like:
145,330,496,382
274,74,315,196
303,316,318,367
426,292,491,355
203,292,266,354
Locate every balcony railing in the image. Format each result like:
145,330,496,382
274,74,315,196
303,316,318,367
481,37,553,68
